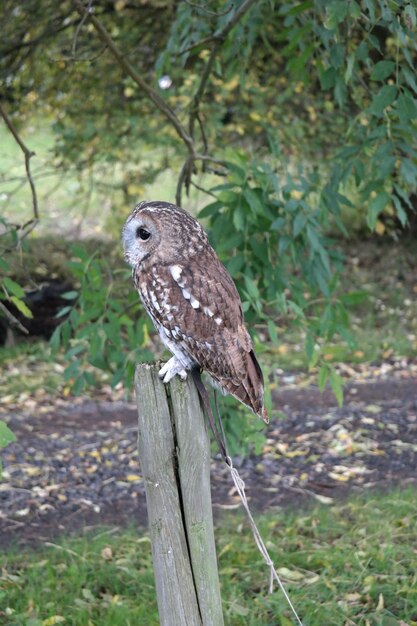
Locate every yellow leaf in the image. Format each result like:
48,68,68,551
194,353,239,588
376,592,384,611
329,472,350,482
285,449,308,458
375,220,385,235
126,474,141,482
223,76,240,91
365,404,382,414
42,617,66,626
277,567,305,581
290,189,303,200
249,112,262,122
26,466,41,477
345,592,361,603
313,493,333,504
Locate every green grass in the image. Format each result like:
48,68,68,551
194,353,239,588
0,120,213,240
1,488,417,626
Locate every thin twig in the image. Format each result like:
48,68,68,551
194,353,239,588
0,101,39,222
72,0,93,57
178,35,217,56
72,0,194,155
0,302,29,335
190,180,218,198
188,0,258,140
183,0,234,17
176,155,194,205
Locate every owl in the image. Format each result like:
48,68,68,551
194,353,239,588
122,200,269,423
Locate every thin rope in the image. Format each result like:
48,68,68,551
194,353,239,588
226,455,304,626
193,371,305,626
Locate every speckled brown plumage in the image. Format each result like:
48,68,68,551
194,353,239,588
122,200,269,423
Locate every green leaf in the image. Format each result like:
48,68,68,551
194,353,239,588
363,0,375,21
367,192,389,229
244,275,260,300
318,366,329,392
319,67,336,90
243,188,264,216
348,1,361,19
402,67,417,95
404,3,417,29
267,319,279,346
55,306,72,319
324,1,348,29
306,224,321,251
340,291,368,306
49,325,61,352
293,212,307,237
392,195,408,227
61,291,79,300
370,60,395,81
329,370,344,407
0,421,16,449
369,85,397,117
0,258,9,272
305,333,314,363
10,296,33,319
344,53,355,84
198,201,222,219
400,158,417,186
2,277,25,299
396,91,417,124
232,205,245,231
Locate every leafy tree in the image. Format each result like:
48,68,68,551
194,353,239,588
1,0,416,446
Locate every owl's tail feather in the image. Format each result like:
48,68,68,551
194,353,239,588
220,350,269,424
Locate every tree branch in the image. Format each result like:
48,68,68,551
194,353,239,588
0,302,29,335
188,0,258,141
71,0,255,206
0,101,39,225
72,0,194,156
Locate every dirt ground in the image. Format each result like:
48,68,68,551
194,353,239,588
1,358,416,549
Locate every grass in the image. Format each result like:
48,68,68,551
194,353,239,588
0,120,212,240
1,488,417,626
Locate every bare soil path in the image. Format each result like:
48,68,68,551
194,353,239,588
1,359,416,549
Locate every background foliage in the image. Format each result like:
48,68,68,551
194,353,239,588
1,0,417,446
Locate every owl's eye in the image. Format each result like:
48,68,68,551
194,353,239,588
136,227,151,241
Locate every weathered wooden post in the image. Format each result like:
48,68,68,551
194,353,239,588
135,362,224,626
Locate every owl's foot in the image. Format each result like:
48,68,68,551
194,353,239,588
159,357,188,383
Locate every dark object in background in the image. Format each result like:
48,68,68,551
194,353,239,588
0,280,73,346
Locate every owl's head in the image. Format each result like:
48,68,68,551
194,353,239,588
122,200,208,267
122,201,162,267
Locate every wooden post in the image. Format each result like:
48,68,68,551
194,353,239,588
135,363,224,626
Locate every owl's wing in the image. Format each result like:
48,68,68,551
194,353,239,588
135,255,268,422
136,254,248,369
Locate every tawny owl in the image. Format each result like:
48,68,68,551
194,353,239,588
122,200,269,423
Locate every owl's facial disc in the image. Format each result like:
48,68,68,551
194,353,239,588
122,215,158,267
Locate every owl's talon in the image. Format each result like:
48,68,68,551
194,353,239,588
159,357,188,383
